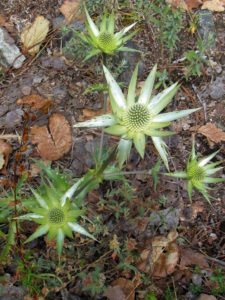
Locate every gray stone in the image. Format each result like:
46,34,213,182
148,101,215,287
149,207,181,233
192,273,202,286
197,10,215,48
4,109,24,128
0,274,27,299
0,27,25,69
209,72,225,100
118,41,144,86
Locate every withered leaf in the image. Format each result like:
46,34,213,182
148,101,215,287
107,278,135,300
201,0,225,11
30,113,72,161
136,231,179,277
21,16,50,54
0,140,12,174
59,0,83,23
180,249,209,269
17,94,53,114
197,123,225,145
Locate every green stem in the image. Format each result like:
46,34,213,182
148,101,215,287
104,169,153,178
98,53,108,162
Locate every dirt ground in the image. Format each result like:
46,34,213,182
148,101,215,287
0,0,225,299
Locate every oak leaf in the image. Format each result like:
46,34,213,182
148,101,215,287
30,113,72,161
17,94,53,114
21,16,50,54
197,123,225,145
136,231,179,277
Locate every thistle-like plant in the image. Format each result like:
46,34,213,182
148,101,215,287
74,64,200,169
77,7,139,61
164,141,225,202
18,172,96,259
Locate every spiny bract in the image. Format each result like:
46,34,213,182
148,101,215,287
74,63,200,169
18,166,96,259
76,7,139,61
164,141,225,202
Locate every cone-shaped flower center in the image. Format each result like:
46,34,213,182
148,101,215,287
188,165,205,182
48,207,65,225
98,32,115,51
123,104,151,132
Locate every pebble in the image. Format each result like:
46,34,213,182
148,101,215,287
20,85,31,95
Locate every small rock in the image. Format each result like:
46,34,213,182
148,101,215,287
192,273,202,286
196,294,217,300
0,27,25,69
0,105,8,117
197,10,215,48
149,207,181,233
52,86,67,100
209,72,225,100
41,56,67,69
118,41,143,86
0,274,27,300
21,85,31,95
4,109,24,127
33,74,44,84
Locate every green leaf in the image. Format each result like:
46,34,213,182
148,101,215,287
127,63,139,107
56,229,65,258
133,132,145,158
152,136,169,170
203,177,225,184
100,11,107,32
104,125,127,135
25,224,49,244
138,64,157,105
108,11,114,34
30,187,48,209
84,6,99,37
68,222,97,241
117,138,132,168
151,160,161,191
187,180,193,202
145,129,176,137
152,108,201,122
83,48,102,62
164,171,188,179
74,114,116,128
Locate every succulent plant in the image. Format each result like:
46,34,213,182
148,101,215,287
164,141,225,202
76,7,139,61
74,64,200,169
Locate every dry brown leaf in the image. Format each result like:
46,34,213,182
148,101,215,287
0,140,12,174
136,231,179,277
0,16,14,32
105,286,126,300
108,278,135,300
78,102,112,121
30,113,72,161
197,123,225,145
196,294,217,300
165,0,202,10
201,0,225,11
134,217,149,231
17,94,53,114
21,16,50,54
180,249,209,270
59,0,83,23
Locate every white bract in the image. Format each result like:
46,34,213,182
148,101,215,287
77,7,139,61
74,64,201,169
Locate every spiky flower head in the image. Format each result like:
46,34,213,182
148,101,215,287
74,64,200,169
164,141,225,202
18,172,96,258
76,7,139,61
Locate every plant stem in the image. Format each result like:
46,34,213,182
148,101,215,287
104,169,152,178
98,53,108,162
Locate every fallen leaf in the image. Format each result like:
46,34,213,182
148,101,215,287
78,102,112,121
0,140,12,174
17,94,53,114
201,0,225,11
197,123,225,145
30,113,72,161
21,16,50,54
107,278,135,300
59,0,83,23
136,231,179,277
180,249,209,270
196,294,217,300
134,217,149,231
0,16,14,32
165,0,201,10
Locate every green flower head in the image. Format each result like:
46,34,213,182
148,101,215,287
74,64,200,169
164,141,225,202
77,7,139,61
18,177,96,258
